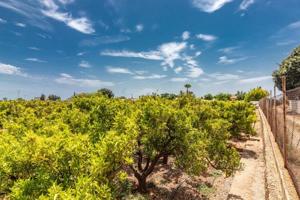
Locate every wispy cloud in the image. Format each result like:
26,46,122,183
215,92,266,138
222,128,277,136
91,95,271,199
41,7,94,34
195,51,202,57
239,76,272,83
79,60,91,68
101,41,204,76
0,62,27,76
276,40,297,46
77,52,86,56
0,0,51,30
239,0,255,10
25,58,46,63
182,31,190,40
286,20,300,29
133,74,167,80
218,56,247,64
272,20,300,41
186,66,204,78
80,35,130,46
136,24,144,32
106,66,133,74
209,73,240,80
101,50,163,60
196,33,217,41
191,0,233,13
218,46,240,54
37,33,52,39
15,22,26,27
0,18,7,24
0,0,94,34
174,67,183,74
170,77,188,82
28,46,40,51
55,73,114,87
159,42,187,68
181,55,204,78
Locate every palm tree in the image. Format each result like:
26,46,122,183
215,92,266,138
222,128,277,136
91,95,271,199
184,83,191,94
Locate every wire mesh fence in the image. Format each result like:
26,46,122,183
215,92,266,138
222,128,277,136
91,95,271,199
259,84,300,198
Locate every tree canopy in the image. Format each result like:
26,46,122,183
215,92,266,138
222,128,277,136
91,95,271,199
0,93,256,198
244,87,269,101
97,88,114,98
272,45,300,90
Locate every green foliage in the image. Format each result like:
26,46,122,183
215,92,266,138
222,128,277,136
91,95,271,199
214,93,231,101
97,88,114,98
160,93,177,100
244,87,268,101
0,92,257,198
235,91,246,100
273,45,300,90
203,93,213,100
48,94,61,101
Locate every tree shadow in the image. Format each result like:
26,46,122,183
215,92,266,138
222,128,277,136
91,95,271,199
227,194,245,200
236,147,258,159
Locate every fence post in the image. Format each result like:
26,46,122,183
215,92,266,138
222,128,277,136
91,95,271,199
282,76,288,168
269,90,273,129
274,86,277,142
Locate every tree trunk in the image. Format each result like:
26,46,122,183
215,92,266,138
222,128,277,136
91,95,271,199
137,175,148,193
162,154,168,164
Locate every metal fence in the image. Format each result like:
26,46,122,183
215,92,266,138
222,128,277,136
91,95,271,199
259,79,300,197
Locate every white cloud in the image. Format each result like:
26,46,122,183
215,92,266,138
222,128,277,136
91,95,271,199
239,0,255,10
276,40,297,46
239,76,272,83
0,0,52,30
79,60,91,68
195,51,202,57
0,63,26,76
15,22,26,27
170,77,188,82
58,0,74,4
101,50,163,60
55,73,114,87
106,66,133,74
159,42,187,68
272,20,300,42
0,0,94,34
25,58,46,63
196,33,217,41
218,46,239,54
100,42,187,68
218,56,247,64
101,41,204,74
80,35,130,46
209,73,240,80
77,52,86,56
136,24,144,32
287,21,300,29
42,8,94,34
186,67,204,78
120,28,132,33
133,74,167,80
174,66,183,74
182,31,190,40
135,70,147,75
28,46,40,51
37,33,52,39
192,0,233,13
0,18,7,23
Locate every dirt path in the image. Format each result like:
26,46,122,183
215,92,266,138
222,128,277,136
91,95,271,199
227,115,266,200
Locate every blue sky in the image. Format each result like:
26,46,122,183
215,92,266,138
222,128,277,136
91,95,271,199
0,0,300,99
